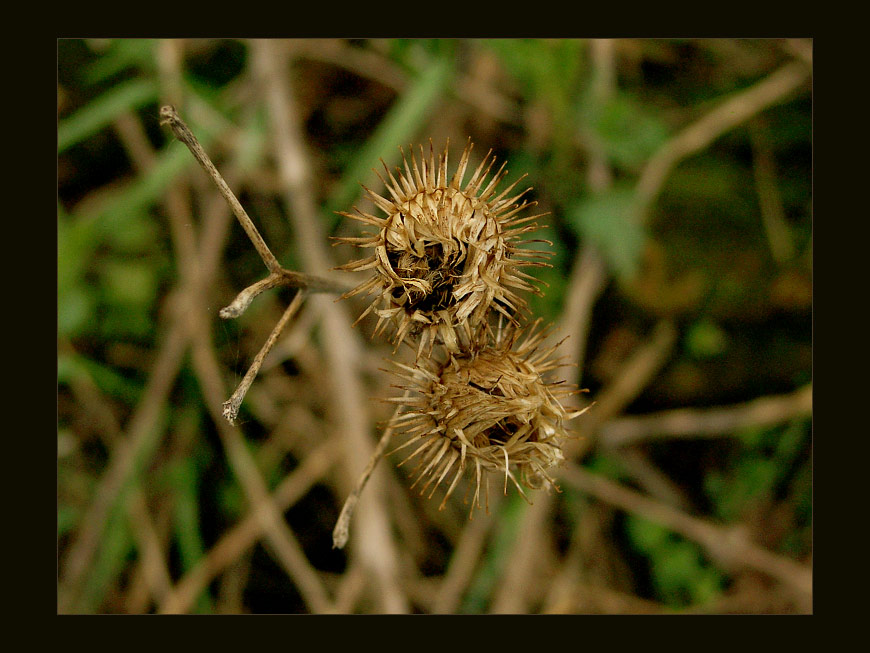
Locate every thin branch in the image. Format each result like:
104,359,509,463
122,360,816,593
634,60,811,226
159,436,341,614
332,403,404,549
749,118,796,264
160,104,282,273
218,275,286,320
160,104,347,426
559,464,812,603
219,270,348,320
222,290,306,424
599,384,812,448
162,95,336,613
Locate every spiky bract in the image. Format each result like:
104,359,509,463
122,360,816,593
335,140,549,357
386,320,585,512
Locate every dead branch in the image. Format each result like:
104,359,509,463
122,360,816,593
599,384,812,447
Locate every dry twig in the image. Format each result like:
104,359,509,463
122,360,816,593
159,104,347,421
160,436,341,614
559,464,812,606
251,39,408,612
599,384,813,447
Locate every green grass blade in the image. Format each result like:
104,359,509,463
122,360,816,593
321,54,454,228
58,78,159,153
170,453,215,613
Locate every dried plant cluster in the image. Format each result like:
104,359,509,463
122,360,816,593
336,140,549,357
338,140,586,511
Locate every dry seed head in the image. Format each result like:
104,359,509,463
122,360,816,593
335,139,550,356
386,320,587,513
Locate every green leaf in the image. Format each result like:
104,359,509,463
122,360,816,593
58,207,98,294
567,187,646,280
486,39,583,103
57,505,81,538
58,284,97,337
103,207,160,253
652,540,718,605
625,515,671,551
582,91,669,170
57,351,143,402
685,319,729,359
100,260,159,307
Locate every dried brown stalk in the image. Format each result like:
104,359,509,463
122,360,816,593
599,384,813,447
251,38,409,612
159,104,347,421
558,464,812,605
331,403,405,550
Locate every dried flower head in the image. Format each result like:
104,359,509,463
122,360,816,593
335,139,550,356
386,320,587,513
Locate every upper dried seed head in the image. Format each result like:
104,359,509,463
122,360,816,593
387,320,587,513
335,139,550,357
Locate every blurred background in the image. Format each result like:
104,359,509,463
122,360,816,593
57,38,812,614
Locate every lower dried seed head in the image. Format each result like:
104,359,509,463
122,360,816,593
335,139,550,356
387,320,586,512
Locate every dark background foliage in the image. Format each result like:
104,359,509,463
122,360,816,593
57,38,812,614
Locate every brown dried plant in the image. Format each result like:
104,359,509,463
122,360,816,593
335,139,551,358
159,108,586,547
385,319,587,514
330,140,589,541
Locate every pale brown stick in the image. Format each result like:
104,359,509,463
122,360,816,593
634,60,811,225
160,104,345,426
160,97,336,612
222,290,306,424
160,104,282,273
160,104,346,299
252,39,408,613
559,464,812,603
220,271,347,320
599,384,813,448
159,436,341,614
332,404,404,549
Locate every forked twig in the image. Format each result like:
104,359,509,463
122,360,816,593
159,105,348,301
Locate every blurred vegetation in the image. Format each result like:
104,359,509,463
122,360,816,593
57,38,812,614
